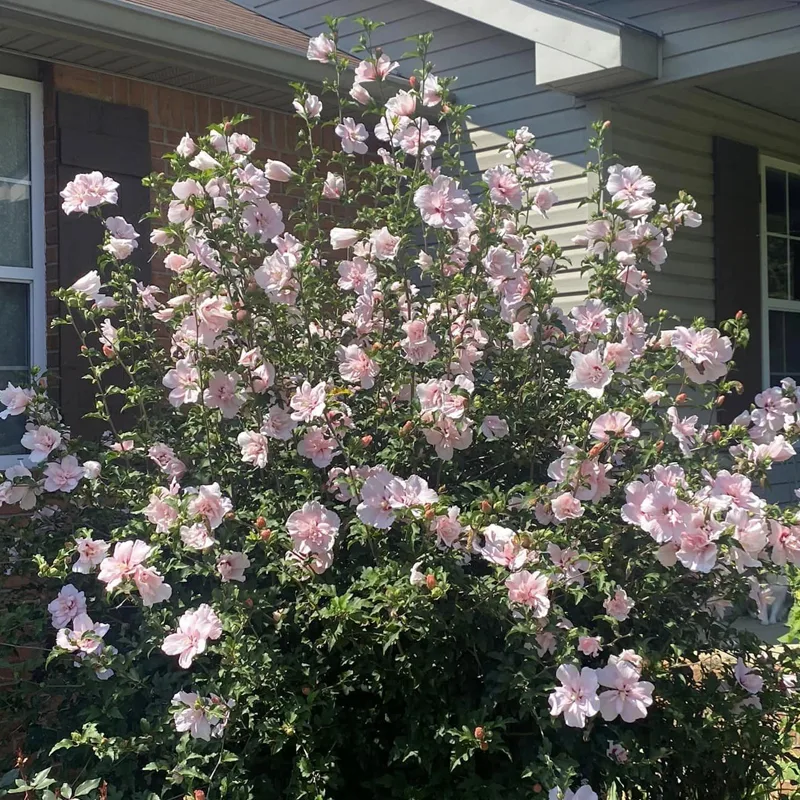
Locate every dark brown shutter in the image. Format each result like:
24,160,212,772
57,92,151,435
713,136,761,418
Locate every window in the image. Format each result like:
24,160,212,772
761,157,800,389
0,75,44,467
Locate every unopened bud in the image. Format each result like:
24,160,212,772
194,791,206,800
655,440,664,452
423,506,435,521
712,429,722,443
256,516,267,529
588,442,606,458
474,726,484,740
225,511,235,520
602,120,611,131
272,610,282,623
715,395,725,407
533,784,543,794
731,381,744,395
675,393,688,405
371,341,383,352
223,121,234,135
400,421,414,436
302,686,311,696
425,574,436,590
80,345,88,353
360,435,373,447
442,104,451,114
409,75,418,88
259,528,272,541
735,309,744,320
244,597,253,608
480,500,492,513
102,345,114,359
236,309,248,321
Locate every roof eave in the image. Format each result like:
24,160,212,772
0,0,332,89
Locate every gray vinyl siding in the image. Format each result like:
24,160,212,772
570,0,800,82
607,85,800,325
231,0,597,304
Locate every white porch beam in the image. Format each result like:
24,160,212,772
422,0,660,93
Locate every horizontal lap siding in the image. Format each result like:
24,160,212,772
231,0,596,304
609,87,800,326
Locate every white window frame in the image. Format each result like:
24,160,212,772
759,155,800,390
0,74,45,469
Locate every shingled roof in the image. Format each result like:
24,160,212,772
119,0,313,55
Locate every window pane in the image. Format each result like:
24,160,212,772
0,180,31,267
769,310,800,386
766,167,787,234
0,88,30,181
0,281,30,457
790,172,800,237
0,282,29,370
767,235,789,299
791,239,800,301
769,310,785,378
0,369,26,456
786,312,800,376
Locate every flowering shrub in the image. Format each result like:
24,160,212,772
3,19,800,800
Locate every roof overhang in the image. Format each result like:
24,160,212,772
0,0,332,90
422,0,660,94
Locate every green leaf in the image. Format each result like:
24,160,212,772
74,778,102,797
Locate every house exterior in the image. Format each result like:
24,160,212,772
1,0,800,498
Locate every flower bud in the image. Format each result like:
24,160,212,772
361,434,373,447
425,574,436,590
424,506,435,521
302,686,311,696
409,75,418,88
259,528,272,541
371,342,383,352
245,598,254,608
400,421,414,436
715,395,725,407
102,345,114,359
675,393,688,405
256,516,267,529
655,440,664,452
711,429,722,443
588,442,606,458
480,500,492,513
602,120,611,131
80,345,88,353
194,791,206,800
735,309,744,320
533,784,543,794
474,726,484,740
441,104,451,114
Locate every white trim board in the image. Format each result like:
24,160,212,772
0,73,45,469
